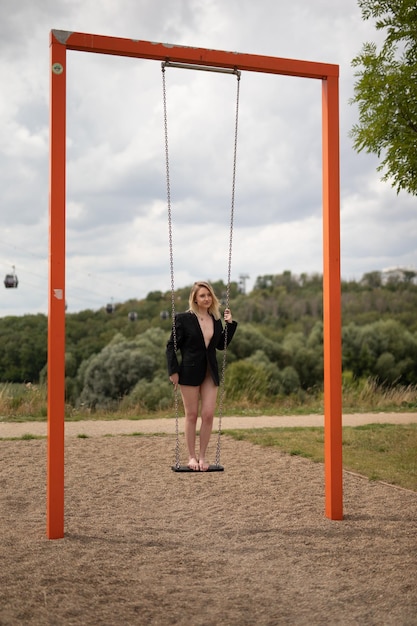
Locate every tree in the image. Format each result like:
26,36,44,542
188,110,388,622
350,0,417,195
0,314,47,382
78,329,166,408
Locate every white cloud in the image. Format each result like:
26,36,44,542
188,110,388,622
0,0,414,317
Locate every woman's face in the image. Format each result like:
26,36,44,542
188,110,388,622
195,287,212,310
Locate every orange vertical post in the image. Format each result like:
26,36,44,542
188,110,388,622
47,35,67,539
322,75,343,520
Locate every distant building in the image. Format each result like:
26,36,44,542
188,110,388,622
381,267,417,285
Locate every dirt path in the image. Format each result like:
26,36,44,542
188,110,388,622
1,411,417,438
1,416,416,625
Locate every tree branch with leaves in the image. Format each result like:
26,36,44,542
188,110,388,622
350,0,417,195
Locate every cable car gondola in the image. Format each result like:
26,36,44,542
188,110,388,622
4,266,18,289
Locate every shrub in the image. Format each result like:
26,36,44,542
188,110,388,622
225,361,269,402
280,366,301,395
78,332,162,408
121,376,173,412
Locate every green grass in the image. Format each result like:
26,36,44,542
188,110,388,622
1,433,45,441
225,423,417,492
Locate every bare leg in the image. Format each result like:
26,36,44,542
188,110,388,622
198,373,218,471
180,385,200,470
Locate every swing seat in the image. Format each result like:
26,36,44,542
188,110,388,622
171,464,224,472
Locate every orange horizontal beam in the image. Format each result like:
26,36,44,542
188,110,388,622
51,30,338,80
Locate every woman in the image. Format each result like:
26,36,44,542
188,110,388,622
166,281,237,471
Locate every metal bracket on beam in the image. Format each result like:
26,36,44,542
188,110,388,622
162,60,241,78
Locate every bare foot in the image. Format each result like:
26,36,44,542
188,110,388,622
187,458,199,471
199,459,209,472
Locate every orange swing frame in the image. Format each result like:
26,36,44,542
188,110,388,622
48,30,342,539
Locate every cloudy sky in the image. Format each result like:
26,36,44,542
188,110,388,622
1,0,415,317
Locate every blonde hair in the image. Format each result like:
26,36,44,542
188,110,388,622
188,281,220,320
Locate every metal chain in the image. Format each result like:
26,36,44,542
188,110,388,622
162,64,181,469
215,71,241,467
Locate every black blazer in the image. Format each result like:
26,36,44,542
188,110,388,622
166,311,237,386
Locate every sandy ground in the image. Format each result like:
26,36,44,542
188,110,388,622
1,415,417,625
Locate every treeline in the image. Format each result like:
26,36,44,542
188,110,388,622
1,270,417,409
